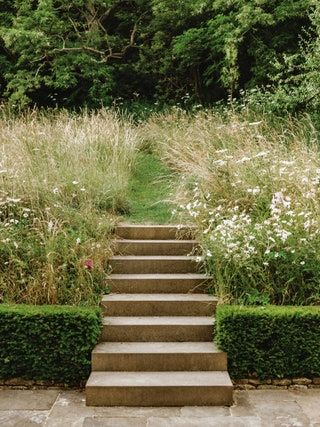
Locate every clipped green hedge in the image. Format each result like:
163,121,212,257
0,304,101,385
215,305,320,380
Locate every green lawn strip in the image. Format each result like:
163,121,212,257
124,152,176,224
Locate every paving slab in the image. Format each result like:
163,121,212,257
94,407,180,418
45,419,84,427
247,389,297,402
290,389,320,424
230,391,256,417
46,391,94,422
180,406,230,417
83,417,147,426
147,416,262,426
0,390,59,410
0,410,48,426
0,389,319,426
47,391,180,422
249,396,310,426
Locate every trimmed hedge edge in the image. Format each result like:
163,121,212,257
0,304,102,385
215,305,320,380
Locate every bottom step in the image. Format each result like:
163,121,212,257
86,371,233,406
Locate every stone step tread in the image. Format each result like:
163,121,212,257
111,255,201,261
108,274,211,280
116,224,196,229
103,316,214,326
87,371,232,387
93,342,222,354
102,294,218,302
115,239,198,244
115,224,196,240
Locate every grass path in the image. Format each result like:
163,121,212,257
124,152,175,224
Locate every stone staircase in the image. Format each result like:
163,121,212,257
86,224,233,406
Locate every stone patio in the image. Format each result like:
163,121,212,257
0,389,319,426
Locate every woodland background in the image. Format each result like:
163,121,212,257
0,0,319,114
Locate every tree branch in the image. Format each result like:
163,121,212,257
49,21,139,63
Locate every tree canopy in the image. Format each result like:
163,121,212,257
0,0,315,108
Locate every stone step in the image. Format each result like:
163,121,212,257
86,371,233,406
106,274,211,293
110,256,201,274
114,239,197,256
115,224,195,240
101,316,213,342
101,294,218,316
92,342,227,371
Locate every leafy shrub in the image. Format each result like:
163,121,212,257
241,3,320,115
0,304,101,385
215,305,320,379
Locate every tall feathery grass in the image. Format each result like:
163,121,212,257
0,109,139,305
143,109,320,305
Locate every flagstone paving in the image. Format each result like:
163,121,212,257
0,389,319,426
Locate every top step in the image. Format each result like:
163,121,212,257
115,224,195,240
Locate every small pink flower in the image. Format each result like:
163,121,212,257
84,259,94,270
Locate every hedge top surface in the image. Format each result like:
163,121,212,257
217,305,320,316
0,304,100,316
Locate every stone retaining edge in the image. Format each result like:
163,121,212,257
0,377,319,390
234,377,320,390
0,378,86,389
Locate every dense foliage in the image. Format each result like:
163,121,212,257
244,2,320,113
0,304,101,384
0,0,315,108
215,305,320,379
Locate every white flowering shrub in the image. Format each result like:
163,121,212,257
179,185,320,304
148,109,320,305
0,109,138,305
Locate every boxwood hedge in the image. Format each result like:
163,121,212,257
215,305,320,379
0,304,101,385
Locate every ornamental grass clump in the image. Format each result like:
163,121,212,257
0,109,139,305
147,109,320,305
